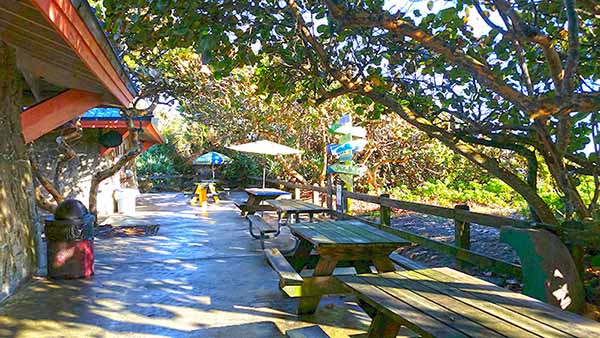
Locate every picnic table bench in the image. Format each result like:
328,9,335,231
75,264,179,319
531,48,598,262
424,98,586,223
235,188,290,216
247,214,280,249
338,267,600,338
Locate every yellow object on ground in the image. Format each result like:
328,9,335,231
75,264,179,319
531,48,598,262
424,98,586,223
190,184,208,206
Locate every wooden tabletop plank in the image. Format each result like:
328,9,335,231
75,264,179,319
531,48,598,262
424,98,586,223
290,220,408,247
379,272,552,338
415,268,600,338
337,220,403,244
393,270,574,338
303,221,359,245
339,275,470,338
245,188,290,197
315,220,373,244
344,220,408,242
290,223,336,246
359,275,514,338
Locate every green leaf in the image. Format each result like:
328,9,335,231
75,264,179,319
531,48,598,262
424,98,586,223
592,255,600,268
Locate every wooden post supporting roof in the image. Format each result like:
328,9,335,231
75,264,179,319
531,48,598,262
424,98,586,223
21,89,102,143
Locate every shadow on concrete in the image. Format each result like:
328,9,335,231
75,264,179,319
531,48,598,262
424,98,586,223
0,193,370,337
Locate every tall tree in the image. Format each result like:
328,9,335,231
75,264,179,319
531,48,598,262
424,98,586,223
102,0,600,225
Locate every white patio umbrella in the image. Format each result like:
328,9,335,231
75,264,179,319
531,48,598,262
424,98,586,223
226,140,302,188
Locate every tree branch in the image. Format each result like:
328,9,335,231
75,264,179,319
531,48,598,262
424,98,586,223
561,0,580,96
493,0,564,92
30,161,64,204
362,88,558,224
327,2,535,114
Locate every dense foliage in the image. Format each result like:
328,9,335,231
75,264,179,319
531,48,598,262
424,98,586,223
101,0,600,225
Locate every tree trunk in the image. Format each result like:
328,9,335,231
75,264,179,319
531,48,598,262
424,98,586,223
0,41,39,298
88,116,142,217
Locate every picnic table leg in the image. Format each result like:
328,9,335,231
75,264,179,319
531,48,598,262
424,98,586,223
297,256,338,315
288,238,313,272
353,261,371,274
353,261,378,318
367,312,401,338
245,195,257,215
372,257,396,273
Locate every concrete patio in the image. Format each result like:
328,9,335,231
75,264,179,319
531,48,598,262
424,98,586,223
0,193,383,337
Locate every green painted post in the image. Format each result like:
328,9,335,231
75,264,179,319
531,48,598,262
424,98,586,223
380,193,391,227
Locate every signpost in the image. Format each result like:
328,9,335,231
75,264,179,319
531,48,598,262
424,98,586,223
327,115,367,214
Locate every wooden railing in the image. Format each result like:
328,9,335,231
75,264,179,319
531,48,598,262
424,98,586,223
247,175,563,277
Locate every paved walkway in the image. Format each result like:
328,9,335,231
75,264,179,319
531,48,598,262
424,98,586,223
0,193,373,337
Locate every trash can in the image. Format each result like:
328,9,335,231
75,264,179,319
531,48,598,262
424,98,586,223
45,199,95,279
115,188,140,214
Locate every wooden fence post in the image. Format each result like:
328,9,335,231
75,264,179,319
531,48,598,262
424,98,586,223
454,204,471,250
380,193,391,227
312,184,321,206
294,187,301,200
336,184,345,216
326,175,333,211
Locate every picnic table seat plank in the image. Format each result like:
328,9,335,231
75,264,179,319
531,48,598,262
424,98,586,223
373,272,554,338
389,252,427,271
415,267,600,338
395,270,574,338
247,215,280,249
265,248,304,286
286,325,330,338
339,274,470,338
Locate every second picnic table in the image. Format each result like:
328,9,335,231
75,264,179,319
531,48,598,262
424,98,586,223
237,188,290,215
265,199,331,224
268,219,410,315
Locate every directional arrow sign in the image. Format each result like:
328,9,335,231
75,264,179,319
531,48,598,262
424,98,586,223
329,124,367,138
327,139,368,156
327,164,367,176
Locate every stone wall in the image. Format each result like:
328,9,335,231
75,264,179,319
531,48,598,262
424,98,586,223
0,41,39,303
30,129,124,216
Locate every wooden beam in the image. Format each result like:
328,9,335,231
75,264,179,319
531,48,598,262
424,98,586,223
21,89,102,143
99,146,112,157
30,0,134,106
142,141,154,151
144,122,163,144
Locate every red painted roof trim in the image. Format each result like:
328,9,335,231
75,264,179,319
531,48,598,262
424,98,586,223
22,89,103,143
30,0,135,106
80,120,164,144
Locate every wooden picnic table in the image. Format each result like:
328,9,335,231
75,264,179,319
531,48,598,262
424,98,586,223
286,219,410,315
237,188,290,215
265,199,330,223
337,267,600,338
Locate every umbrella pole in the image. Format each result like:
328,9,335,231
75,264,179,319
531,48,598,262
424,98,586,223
212,166,215,181
262,166,266,189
